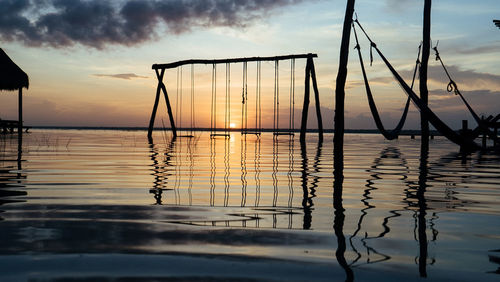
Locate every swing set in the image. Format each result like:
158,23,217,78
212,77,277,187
148,53,324,142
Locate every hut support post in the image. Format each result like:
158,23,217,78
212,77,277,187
300,58,311,143
309,58,324,142
334,0,356,175
17,88,22,161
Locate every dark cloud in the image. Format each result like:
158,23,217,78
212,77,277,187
0,0,310,49
94,73,148,80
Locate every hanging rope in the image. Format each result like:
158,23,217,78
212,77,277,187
433,45,482,122
433,46,499,142
256,61,262,133
179,66,183,129
273,60,280,134
225,63,231,135
210,64,216,136
290,58,296,132
190,64,195,134
352,21,417,140
176,67,180,128
354,18,480,150
241,62,248,133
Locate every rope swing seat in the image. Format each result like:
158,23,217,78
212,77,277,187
353,18,482,150
148,54,324,142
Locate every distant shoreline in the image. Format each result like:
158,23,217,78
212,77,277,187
30,126,442,136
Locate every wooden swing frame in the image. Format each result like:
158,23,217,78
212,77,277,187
148,53,323,142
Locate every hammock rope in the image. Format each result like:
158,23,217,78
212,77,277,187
354,18,480,150
434,46,482,123
352,21,418,140
433,46,498,142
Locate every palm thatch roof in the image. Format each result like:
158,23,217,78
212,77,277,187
0,48,29,91
494,20,500,29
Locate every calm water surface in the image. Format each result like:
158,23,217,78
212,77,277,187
0,129,499,281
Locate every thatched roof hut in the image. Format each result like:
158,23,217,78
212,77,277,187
0,48,29,91
0,48,29,139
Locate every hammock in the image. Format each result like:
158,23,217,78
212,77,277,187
352,22,418,140
354,19,480,150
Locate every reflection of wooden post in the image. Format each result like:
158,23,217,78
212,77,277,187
334,0,356,174
148,69,177,140
309,58,324,142
300,59,311,143
417,144,429,278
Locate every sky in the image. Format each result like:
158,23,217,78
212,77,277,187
0,0,499,130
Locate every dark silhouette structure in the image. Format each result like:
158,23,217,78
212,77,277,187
335,1,499,154
334,0,356,177
494,20,500,29
0,48,29,139
148,54,324,143
420,0,432,147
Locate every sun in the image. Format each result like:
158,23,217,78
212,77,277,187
229,123,236,128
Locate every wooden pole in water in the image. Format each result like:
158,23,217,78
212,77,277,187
309,58,324,142
334,0,356,173
300,58,311,143
420,0,431,144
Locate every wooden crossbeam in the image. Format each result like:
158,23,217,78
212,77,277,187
153,54,317,70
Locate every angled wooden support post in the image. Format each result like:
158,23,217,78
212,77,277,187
300,57,312,143
159,78,177,138
309,57,324,142
147,69,164,140
148,69,177,140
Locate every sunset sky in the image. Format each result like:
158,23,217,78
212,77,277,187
0,0,499,130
